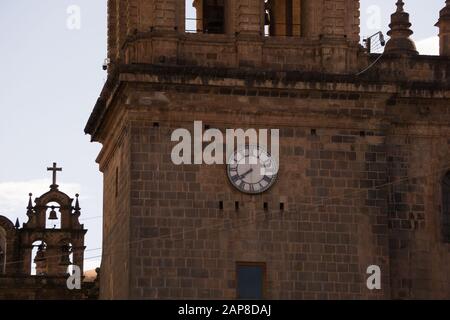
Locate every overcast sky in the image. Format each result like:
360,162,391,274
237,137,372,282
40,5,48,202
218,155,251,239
0,0,445,271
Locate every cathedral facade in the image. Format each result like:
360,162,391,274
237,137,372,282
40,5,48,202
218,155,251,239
85,1,450,299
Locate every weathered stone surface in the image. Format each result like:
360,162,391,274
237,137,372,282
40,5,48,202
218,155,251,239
87,0,450,300
0,168,94,300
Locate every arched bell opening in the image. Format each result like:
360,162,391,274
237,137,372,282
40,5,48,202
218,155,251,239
264,0,304,37
58,241,74,275
186,0,226,34
31,240,47,276
45,202,61,229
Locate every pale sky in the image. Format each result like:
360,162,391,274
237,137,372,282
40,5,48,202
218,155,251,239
0,0,445,271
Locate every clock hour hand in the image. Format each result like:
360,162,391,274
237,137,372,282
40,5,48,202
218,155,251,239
238,168,253,180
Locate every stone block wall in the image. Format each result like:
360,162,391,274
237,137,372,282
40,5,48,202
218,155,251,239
89,0,450,300
97,77,395,299
386,101,450,299
97,108,133,299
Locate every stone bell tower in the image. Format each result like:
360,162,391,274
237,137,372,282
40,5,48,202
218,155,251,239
18,163,87,276
104,0,361,74
0,164,91,299
87,0,450,300
87,0,374,300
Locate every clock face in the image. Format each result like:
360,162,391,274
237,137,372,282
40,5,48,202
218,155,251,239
227,145,278,194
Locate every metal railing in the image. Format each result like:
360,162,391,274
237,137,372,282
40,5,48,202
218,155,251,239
186,17,304,37
185,17,225,33
363,31,386,54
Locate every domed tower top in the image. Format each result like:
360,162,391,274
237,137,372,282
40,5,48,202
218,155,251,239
384,0,418,56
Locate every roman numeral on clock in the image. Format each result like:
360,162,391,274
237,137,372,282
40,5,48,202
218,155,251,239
231,174,240,183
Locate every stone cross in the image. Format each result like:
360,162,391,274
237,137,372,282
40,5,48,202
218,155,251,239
47,162,62,188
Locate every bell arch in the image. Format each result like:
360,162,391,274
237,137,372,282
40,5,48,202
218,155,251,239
189,0,227,34
31,240,47,276
57,239,74,275
25,189,83,231
44,202,61,229
265,0,304,37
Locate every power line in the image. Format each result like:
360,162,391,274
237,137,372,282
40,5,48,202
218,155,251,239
5,160,450,268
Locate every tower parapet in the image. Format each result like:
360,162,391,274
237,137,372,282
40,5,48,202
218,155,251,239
105,0,362,74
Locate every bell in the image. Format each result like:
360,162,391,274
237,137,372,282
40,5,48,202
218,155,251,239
59,254,71,266
59,245,72,266
34,242,46,263
34,250,45,263
48,206,58,220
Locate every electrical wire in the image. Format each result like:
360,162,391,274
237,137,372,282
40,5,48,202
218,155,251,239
5,159,450,268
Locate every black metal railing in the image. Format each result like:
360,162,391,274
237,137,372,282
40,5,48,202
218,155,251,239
186,17,304,37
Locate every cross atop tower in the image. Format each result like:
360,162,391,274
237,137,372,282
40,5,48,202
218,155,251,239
47,162,62,189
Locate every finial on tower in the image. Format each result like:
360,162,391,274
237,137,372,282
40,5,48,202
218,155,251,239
436,0,450,56
73,194,81,216
26,193,34,216
396,0,405,12
384,0,418,56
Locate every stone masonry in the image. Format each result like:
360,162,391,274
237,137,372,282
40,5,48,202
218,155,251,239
86,1,450,299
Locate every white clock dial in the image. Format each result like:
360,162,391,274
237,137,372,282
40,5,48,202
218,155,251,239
227,145,278,194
